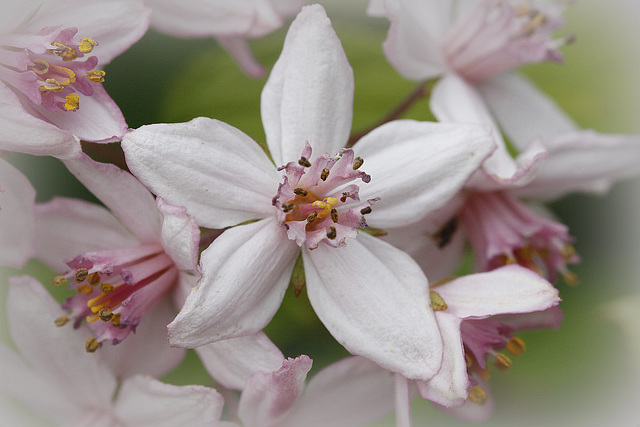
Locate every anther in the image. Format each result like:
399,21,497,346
320,168,330,181
468,385,487,405
99,309,113,322
52,275,68,286
465,353,473,369
494,353,512,372
340,193,348,202
506,337,526,356
111,313,121,327
326,226,337,240
75,268,88,282
54,316,70,327
352,157,364,170
294,188,308,197
31,59,49,74
87,272,100,286
86,70,106,83
50,42,78,61
360,206,372,215
429,291,448,311
298,156,311,167
79,37,98,53
40,79,64,93
85,337,100,353
307,211,318,223
330,208,339,223
77,284,93,295
560,244,576,261
64,93,80,111
282,202,294,212
563,271,579,286
100,283,115,293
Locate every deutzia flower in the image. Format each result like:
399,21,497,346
0,0,150,157
123,5,495,381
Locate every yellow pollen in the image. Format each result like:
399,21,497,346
79,37,98,53
77,284,93,295
49,64,76,84
86,69,106,83
52,275,68,286
429,291,448,311
99,308,113,322
31,59,50,74
40,78,64,93
64,93,80,111
468,385,488,405
506,337,526,356
465,353,473,369
87,272,100,286
85,337,100,353
54,316,70,327
311,197,339,219
75,268,88,283
111,313,121,327
494,353,512,372
100,283,115,293
50,41,78,61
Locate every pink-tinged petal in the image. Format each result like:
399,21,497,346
0,159,35,268
261,4,353,166
279,356,395,427
435,377,494,422
217,36,266,78
496,305,564,331
196,332,284,390
394,374,412,427
354,119,494,228
24,0,151,65
380,0,449,80
436,265,560,319
114,375,224,426
63,153,162,243
512,131,640,201
123,117,280,229
99,297,185,379
303,232,443,381
238,355,312,427
35,84,128,143
168,218,299,347
416,312,469,407
0,83,79,158
35,197,139,272
156,197,200,272
7,276,116,407
477,72,577,151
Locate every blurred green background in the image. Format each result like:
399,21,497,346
2,0,640,425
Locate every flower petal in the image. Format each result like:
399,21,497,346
435,377,495,422
196,332,285,390
123,117,280,229
303,232,443,381
63,153,162,243
0,159,35,268
168,218,299,347
238,355,312,427
261,4,354,166
279,356,395,427
217,36,266,78
114,375,224,426
354,119,494,228
435,265,560,319
156,197,200,272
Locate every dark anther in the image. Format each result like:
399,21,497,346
327,226,337,239
294,188,308,197
320,168,330,181
298,157,311,167
331,208,339,223
360,206,372,215
282,202,294,212
307,211,318,223
352,157,364,170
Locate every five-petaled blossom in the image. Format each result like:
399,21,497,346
123,4,495,381
0,0,150,158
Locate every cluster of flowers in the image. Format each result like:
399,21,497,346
1,0,639,425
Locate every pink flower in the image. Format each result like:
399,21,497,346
122,5,495,381
0,0,151,157
145,0,306,77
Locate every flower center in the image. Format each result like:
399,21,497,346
0,26,105,112
460,191,578,284
272,142,378,249
51,243,177,352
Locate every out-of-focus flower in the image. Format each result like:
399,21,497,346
123,4,495,381
145,0,306,77
0,275,223,426
0,158,35,268
0,0,150,157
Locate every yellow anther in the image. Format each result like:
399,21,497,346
40,78,64,93
468,385,487,405
352,157,364,170
85,337,100,353
326,226,337,240
99,308,113,322
111,313,121,327
506,337,526,356
325,197,339,205
429,291,448,311
465,353,473,369
54,316,70,327
86,70,106,83
498,254,517,265
50,41,78,61
52,275,68,286
100,283,115,293
49,64,76,84
75,268,88,283
64,93,80,111
563,271,580,286
494,353,512,372
87,272,100,286
79,37,98,53
77,284,93,295
31,59,50,74
560,244,576,261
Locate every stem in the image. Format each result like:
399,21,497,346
346,80,431,147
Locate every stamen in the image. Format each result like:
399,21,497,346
111,313,121,327
340,193,348,203
560,244,576,261
87,272,101,286
75,268,88,283
79,37,98,53
307,211,318,223
100,283,115,293
320,168,330,181
86,70,106,83
77,284,93,295
282,202,294,212
506,337,526,356
31,59,49,74
85,337,100,353
429,291,448,311
294,188,308,197
330,208,339,223
326,226,337,240
54,316,70,327
494,353,512,372
298,156,311,167
360,206,372,215
63,93,80,111
465,353,473,369
40,78,64,93
468,385,487,405
52,275,68,286
50,41,78,61
352,157,364,170
563,270,579,286
99,308,113,322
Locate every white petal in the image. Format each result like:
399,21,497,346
123,117,280,229
168,218,299,347
63,153,162,243
196,332,284,390
0,159,35,268
354,119,494,228
261,4,354,166
436,265,560,319
280,357,395,427
303,232,443,380
114,375,224,426
157,197,200,272
217,36,266,78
